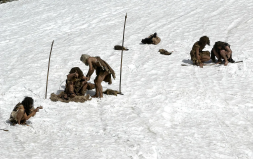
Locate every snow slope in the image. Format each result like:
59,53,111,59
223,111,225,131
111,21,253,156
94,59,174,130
1,0,253,158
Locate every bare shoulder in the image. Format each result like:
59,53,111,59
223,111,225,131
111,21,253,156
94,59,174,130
88,57,97,63
19,105,25,110
89,57,97,61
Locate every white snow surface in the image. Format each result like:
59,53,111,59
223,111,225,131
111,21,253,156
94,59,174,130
1,0,253,158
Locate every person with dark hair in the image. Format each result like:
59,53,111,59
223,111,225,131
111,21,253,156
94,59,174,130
63,67,95,99
80,54,115,98
211,41,234,66
9,97,43,125
190,36,211,68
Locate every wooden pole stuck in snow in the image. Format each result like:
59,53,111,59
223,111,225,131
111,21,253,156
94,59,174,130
119,13,127,95
45,40,54,99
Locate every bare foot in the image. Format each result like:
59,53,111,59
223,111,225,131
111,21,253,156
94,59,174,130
199,63,203,68
63,94,68,100
69,93,76,98
224,61,228,66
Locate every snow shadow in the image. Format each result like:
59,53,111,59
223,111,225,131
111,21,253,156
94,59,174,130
182,59,193,64
86,90,96,96
182,59,213,64
56,90,64,95
5,119,32,126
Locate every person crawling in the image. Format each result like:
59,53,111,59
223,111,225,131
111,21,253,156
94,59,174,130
9,97,43,125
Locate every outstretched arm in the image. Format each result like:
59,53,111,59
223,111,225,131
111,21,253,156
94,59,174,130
23,106,43,120
17,106,43,124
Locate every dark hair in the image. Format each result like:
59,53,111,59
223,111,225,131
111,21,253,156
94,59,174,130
21,97,34,115
69,67,84,77
214,41,223,49
199,36,210,47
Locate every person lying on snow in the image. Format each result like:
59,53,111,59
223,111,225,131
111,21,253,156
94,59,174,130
211,41,235,66
190,36,211,68
63,67,94,99
9,97,43,125
80,54,116,98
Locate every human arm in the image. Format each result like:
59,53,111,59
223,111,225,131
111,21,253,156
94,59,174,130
67,71,79,80
23,106,43,120
86,58,95,80
81,76,89,82
17,106,43,124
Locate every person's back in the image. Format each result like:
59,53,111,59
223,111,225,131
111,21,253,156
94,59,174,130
80,54,116,98
190,36,210,68
9,97,42,125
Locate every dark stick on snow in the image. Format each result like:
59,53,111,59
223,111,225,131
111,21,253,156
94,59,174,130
45,40,54,99
119,13,127,95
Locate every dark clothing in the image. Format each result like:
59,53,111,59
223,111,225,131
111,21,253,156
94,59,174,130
211,41,233,62
214,41,230,53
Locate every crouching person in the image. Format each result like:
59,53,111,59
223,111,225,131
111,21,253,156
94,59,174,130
190,36,211,68
63,67,93,99
211,41,234,66
9,97,43,125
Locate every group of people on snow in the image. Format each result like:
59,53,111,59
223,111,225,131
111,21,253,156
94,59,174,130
10,34,234,125
62,54,115,99
190,36,234,68
9,54,115,125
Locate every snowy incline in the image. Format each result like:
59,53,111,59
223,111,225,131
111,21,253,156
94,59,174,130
1,0,253,158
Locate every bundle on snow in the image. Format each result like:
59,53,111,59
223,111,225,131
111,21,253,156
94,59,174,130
114,45,129,51
103,89,119,96
50,92,91,103
141,32,161,45
159,49,173,55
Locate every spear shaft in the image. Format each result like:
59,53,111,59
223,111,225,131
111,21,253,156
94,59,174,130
119,13,127,95
45,40,54,99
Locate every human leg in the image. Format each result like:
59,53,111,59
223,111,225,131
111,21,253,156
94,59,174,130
213,50,222,63
220,50,228,66
200,51,210,62
93,72,109,98
64,81,76,98
16,109,25,125
80,82,88,95
201,55,210,62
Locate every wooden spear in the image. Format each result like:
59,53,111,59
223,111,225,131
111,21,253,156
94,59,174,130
45,40,54,99
119,13,127,95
